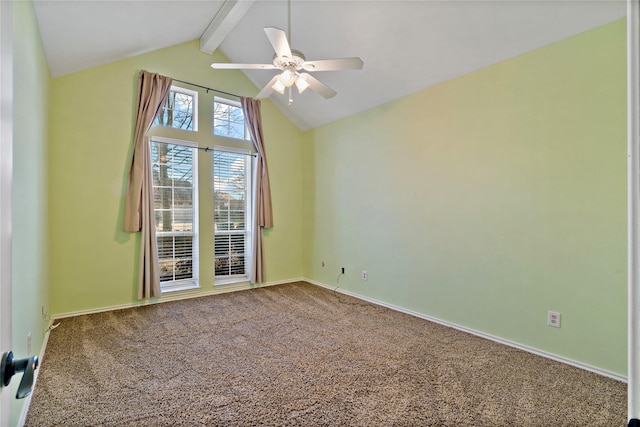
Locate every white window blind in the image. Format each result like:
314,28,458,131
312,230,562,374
213,147,252,283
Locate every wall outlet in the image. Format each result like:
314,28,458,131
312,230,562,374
27,332,32,354
341,267,345,275
547,311,561,328
321,261,325,267
362,270,368,281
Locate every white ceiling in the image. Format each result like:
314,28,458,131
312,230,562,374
33,0,626,131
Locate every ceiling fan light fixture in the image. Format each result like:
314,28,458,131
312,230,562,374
295,75,310,93
278,69,296,88
272,79,286,94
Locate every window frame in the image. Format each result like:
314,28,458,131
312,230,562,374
213,145,254,285
150,136,200,293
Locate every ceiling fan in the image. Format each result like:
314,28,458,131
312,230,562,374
211,6,363,102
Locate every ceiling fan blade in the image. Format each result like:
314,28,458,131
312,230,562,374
256,75,281,99
302,57,364,72
211,63,276,70
264,27,292,60
299,73,337,99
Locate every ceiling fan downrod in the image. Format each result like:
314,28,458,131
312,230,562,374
287,0,292,47
287,0,295,106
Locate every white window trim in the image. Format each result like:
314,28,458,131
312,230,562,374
150,137,200,293
213,145,254,286
214,96,240,105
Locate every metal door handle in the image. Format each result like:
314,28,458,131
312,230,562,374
1,351,39,399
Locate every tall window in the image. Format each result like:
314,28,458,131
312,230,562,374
156,86,198,131
151,137,199,292
214,147,252,283
213,97,249,140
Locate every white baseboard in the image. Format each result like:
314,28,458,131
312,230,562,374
304,278,627,384
52,278,304,320
17,320,53,427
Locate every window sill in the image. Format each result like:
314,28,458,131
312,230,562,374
214,277,250,287
161,281,199,294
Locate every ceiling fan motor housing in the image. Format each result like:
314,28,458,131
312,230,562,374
273,49,307,71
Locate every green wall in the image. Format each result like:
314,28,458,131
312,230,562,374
48,41,304,316
303,20,627,375
11,1,50,424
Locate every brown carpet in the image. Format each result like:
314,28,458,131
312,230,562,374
26,281,626,426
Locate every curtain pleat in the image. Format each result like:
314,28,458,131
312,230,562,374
124,70,172,299
241,97,273,284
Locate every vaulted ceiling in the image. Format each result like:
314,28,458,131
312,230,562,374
33,0,626,130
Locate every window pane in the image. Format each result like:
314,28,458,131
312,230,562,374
156,210,175,233
174,188,192,208
159,260,174,282
215,257,229,277
155,89,195,131
157,236,174,259
214,151,247,232
175,236,193,258
230,256,245,275
213,101,247,140
230,234,245,255
153,187,171,211
157,235,194,282
175,260,192,280
215,234,230,257
213,147,251,281
151,139,197,286
229,210,245,227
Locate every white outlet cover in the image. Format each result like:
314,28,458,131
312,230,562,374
547,311,561,328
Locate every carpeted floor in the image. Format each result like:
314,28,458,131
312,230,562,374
26,281,626,426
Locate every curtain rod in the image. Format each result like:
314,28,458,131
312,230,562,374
151,137,257,157
197,146,257,157
172,78,242,99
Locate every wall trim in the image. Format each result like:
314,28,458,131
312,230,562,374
17,320,52,427
52,278,303,320
304,278,627,384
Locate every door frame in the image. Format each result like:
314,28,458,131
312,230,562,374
630,0,640,422
0,0,14,424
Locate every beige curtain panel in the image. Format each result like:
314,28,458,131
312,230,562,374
241,97,273,284
124,70,172,299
